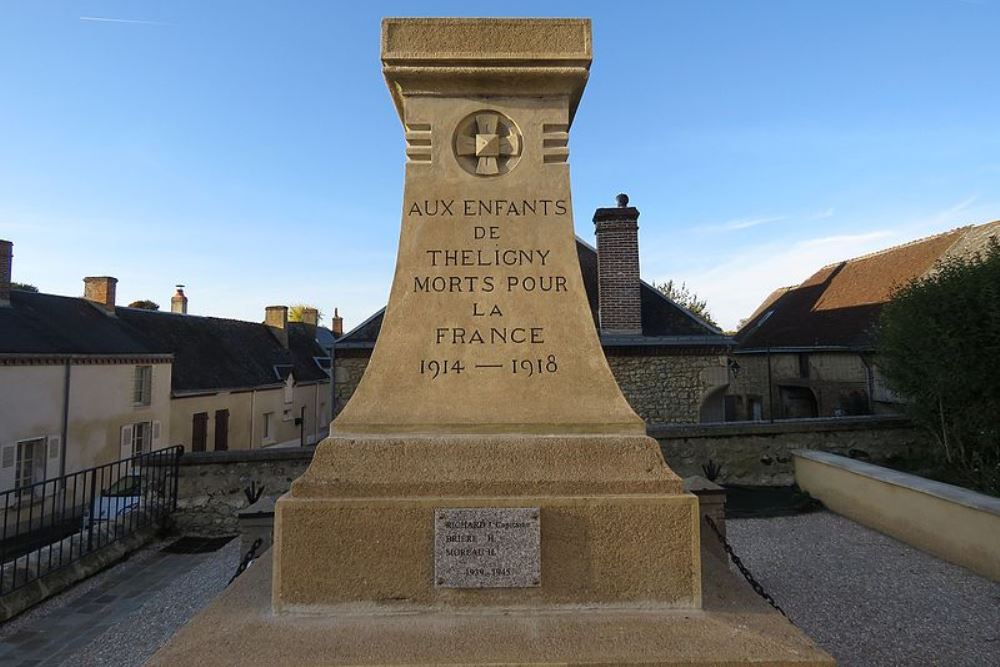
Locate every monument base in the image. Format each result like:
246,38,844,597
148,542,834,666
272,434,701,611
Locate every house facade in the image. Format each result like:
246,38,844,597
0,240,331,492
730,220,1000,420
333,198,734,425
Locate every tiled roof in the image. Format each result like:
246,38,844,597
737,222,1000,350
0,291,151,355
335,237,726,348
0,291,329,392
118,309,328,392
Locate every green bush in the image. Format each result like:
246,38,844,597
876,238,1000,495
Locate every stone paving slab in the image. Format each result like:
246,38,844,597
0,537,239,666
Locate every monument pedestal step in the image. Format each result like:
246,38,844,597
272,434,701,612
149,543,834,666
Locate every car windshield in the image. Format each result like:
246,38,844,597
104,476,141,497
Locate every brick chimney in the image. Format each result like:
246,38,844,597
330,308,343,337
171,285,188,314
83,276,118,314
265,305,289,348
0,240,12,307
593,193,642,335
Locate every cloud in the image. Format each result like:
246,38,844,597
698,215,785,232
695,206,833,233
79,16,168,26
806,207,835,221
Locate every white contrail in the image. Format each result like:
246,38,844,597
79,16,167,26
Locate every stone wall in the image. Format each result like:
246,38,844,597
653,416,932,486
607,352,727,423
726,351,901,420
333,354,370,416
169,416,931,536
174,447,313,535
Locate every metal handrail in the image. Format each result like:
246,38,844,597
0,445,182,597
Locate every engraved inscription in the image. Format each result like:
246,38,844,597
434,508,540,588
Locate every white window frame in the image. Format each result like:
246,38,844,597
262,412,274,443
132,421,151,455
133,365,153,406
15,437,47,490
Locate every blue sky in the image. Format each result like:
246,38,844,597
2,1,998,331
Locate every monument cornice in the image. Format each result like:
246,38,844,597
382,17,591,125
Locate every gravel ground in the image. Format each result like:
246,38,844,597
0,537,175,642
0,537,240,667
727,511,1000,667
72,539,240,666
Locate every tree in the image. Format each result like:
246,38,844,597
128,300,159,310
288,304,324,324
876,238,1000,494
11,282,38,292
652,280,717,327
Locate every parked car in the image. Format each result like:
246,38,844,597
82,473,146,529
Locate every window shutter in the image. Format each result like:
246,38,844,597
120,424,134,460
0,444,15,491
152,420,162,448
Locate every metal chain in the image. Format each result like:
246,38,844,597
228,537,263,586
704,515,790,621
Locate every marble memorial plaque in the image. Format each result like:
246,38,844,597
434,507,540,588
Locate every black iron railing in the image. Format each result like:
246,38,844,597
0,445,182,597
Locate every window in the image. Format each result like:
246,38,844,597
192,413,208,452
214,409,229,451
263,412,274,441
748,396,764,421
121,421,158,459
15,438,47,489
131,421,151,455
134,365,152,406
797,353,810,379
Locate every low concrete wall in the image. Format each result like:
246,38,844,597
175,447,314,535
652,416,931,486
1,523,158,622
794,450,1000,582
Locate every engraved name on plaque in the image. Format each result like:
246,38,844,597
434,507,541,588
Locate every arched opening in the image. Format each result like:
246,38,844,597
778,385,818,419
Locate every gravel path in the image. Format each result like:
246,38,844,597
727,511,1000,666
0,537,240,666
71,539,240,666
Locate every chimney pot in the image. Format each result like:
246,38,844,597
171,285,188,314
83,276,118,314
331,307,344,337
0,240,12,307
593,197,642,335
265,305,289,348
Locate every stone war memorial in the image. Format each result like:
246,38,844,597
152,18,833,665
